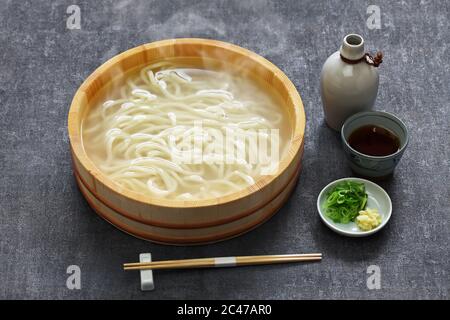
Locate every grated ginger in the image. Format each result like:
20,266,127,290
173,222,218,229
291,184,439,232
356,208,382,231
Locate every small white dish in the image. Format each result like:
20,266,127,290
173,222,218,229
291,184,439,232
317,177,392,237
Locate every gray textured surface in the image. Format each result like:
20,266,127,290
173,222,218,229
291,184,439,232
0,0,449,299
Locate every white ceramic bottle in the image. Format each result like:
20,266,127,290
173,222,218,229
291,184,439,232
320,34,381,131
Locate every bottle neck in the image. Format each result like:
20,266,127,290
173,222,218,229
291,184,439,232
340,34,365,61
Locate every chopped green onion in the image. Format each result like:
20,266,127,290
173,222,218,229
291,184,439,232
323,181,368,224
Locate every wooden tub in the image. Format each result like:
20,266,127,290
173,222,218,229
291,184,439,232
68,39,305,245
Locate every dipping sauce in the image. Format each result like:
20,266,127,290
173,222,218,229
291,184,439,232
348,125,400,156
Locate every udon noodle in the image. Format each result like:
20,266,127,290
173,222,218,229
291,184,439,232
82,59,290,200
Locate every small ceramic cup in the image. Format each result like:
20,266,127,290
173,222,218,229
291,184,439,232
341,111,409,179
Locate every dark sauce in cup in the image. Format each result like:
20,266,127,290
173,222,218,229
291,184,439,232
348,125,400,156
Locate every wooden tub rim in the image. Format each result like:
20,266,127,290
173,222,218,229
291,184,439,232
68,38,305,209
72,156,302,229
74,164,300,245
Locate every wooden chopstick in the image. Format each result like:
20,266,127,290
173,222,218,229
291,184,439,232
123,253,321,268
123,253,322,271
124,253,321,268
